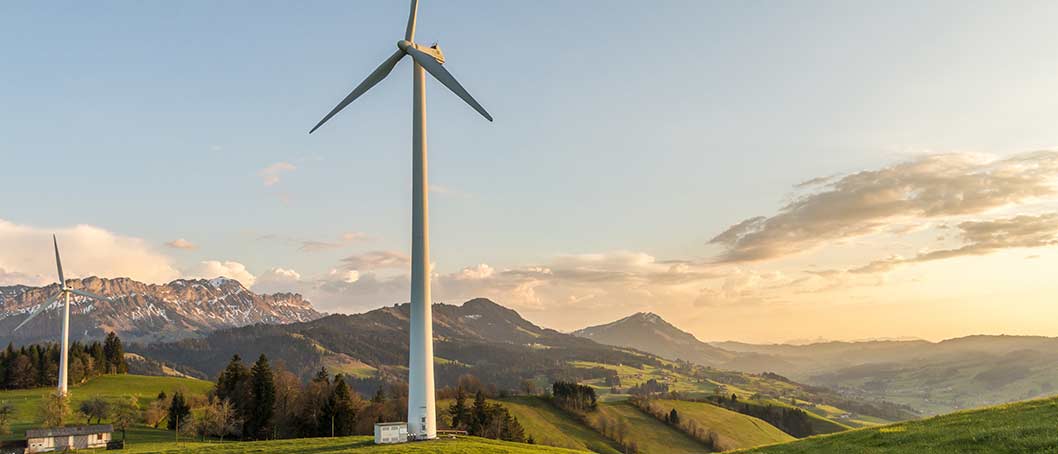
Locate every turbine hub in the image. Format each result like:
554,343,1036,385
398,40,412,51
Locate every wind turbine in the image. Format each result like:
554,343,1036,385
308,0,492,440
14,235,112,396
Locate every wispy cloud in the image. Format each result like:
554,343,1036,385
340,250,411,270
710,151,1058,262
847,213,1058,274
165,238,197,250
259,162,296,186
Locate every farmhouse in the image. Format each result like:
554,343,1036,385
25,425,113,453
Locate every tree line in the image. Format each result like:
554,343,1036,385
447,387,526,442
706,393,815,438
155,354,532,444
0,332,127,390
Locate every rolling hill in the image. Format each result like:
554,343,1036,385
736,394,1058,453
648,399,794,450
495,396,622,454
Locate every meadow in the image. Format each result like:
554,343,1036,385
0,374,212,442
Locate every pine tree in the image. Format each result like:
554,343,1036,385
330,375,358,436
448,387,470,429
247,354,275,439
470,390,487,436
103,332,127,374
167,391,191,431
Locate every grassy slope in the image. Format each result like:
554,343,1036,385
586,401,708,454
0,374,212,441
738,395,1058,454
497,397,622,454
123,435,589,454
653,399,794,450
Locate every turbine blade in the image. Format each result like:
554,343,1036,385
53,235,65,285
405,0,419,42
405,46,493,121
68,288,112,303
309,49,406,134
13,292,60,332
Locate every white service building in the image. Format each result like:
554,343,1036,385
374,422,408,444
25,425,112,453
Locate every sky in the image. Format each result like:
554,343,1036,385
3,1,1058,343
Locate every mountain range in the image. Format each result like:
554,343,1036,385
0,276,321,344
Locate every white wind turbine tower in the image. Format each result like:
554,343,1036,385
14,235,112,396
308,0,492,440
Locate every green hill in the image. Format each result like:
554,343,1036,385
437,396,620,454
737,395,1058,454
122,435,588,454
0,374,212,441
652,399,794,450
586,401,709,454
496,397,622,454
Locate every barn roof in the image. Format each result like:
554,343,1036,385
26,425,113,438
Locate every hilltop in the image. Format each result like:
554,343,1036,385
0,276,322,344
572,312,740,367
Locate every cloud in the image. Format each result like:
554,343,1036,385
710,151,1058,262
253,267,302,293
165,238,197,250
341,250,411,270
258,231,372,253
453,264,495,280
848,213,1058,274
259,162,296,186
341,232,369,242
298,241,342,252
193,260,256,287
0,219,181,285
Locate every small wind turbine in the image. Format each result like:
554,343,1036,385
308,0,491,440
14,235,111,396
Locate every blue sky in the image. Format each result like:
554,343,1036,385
4,1,1058,341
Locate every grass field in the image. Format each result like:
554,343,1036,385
585,401,709,454
737,395,1058,454
120,435,590,453
0,374,213,441
652,399,794,450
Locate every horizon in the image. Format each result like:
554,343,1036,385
5,1,1058,344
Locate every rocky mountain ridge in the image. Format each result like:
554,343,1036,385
0,276,322,344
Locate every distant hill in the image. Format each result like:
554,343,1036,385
572,312,739,366
737,394,1058,454
577,312,1058,416
0,276,322,344
715,336,1058,415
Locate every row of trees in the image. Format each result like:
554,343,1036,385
0,333,127,390
447,388,527,442
706,393,815,438
551,381,598,413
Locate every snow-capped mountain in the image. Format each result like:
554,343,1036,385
0,276,322,344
